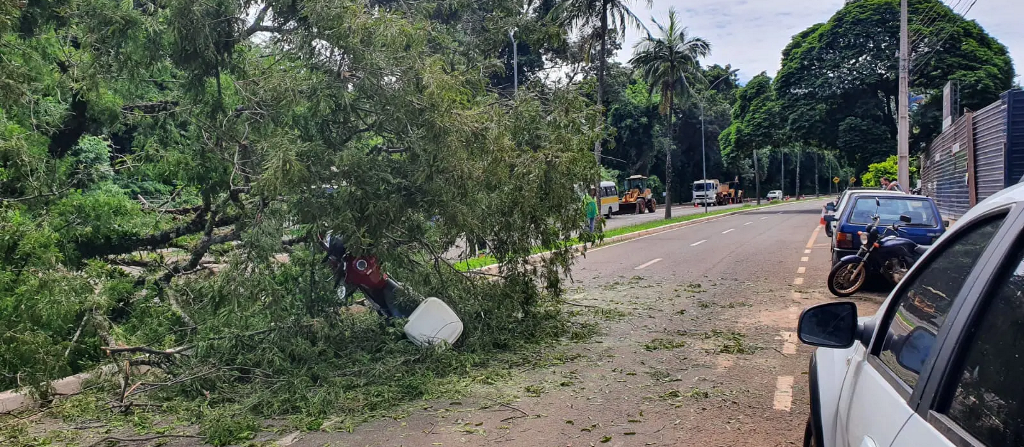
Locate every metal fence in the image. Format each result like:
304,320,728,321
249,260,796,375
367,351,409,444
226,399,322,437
921,89,1024,221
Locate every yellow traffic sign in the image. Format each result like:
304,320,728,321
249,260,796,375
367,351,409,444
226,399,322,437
833,177,840,184
849,177,857,184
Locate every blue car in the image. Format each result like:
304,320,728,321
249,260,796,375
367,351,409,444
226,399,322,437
825,192,946,266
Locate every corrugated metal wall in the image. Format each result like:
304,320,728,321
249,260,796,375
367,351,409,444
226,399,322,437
1006,90,1024,185
923,116,972,219
973,99,1008,202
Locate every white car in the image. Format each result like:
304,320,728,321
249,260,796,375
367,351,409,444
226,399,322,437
767,190,784,201
798,181,1024,447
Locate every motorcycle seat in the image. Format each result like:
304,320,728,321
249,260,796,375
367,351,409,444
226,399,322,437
915,245,929,255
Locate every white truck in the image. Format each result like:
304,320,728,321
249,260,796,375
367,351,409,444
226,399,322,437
692,179,721,205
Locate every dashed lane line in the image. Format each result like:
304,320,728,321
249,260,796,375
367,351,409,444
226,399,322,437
634,258,663,270
722,228,735,234
744,222,753,226
691,240,707,246
793,277,805,285
797,267,806,274
801,257,809,262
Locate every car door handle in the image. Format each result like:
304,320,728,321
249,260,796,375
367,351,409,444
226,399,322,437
859,437,878,447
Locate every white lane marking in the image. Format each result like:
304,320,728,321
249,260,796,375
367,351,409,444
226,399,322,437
774,376,794,411
634,258,663,270
761,217,769,220
792,291,803,300
722,229,735,234
780,331,798,354
691,240,707,246
744,222,753,226
793,277,805,285
804,249,812,254
801,257,809,262
797,267,806,274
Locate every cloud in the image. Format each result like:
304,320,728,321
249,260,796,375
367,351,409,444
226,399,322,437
616,0,1023,84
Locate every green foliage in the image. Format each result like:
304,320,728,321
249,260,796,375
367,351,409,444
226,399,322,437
861,155,918,187
0,0,602,426
774,0,1014,173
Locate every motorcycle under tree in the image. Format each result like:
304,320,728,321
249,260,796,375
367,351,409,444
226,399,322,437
827,205,928,297
319,234,416,319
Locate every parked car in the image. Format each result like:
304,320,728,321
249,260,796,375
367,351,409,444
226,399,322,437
798,181,1024,447
824,188,884,238
824,191,945,266
767,190,784,201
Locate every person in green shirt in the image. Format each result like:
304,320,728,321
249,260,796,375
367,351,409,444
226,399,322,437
585,186,599,233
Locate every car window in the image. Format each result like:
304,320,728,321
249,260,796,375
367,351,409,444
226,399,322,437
875,215,1006,388
848,197,938,227
943,243,1024,446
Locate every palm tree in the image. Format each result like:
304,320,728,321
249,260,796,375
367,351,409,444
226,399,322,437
557,0,650,171
629,8,710,219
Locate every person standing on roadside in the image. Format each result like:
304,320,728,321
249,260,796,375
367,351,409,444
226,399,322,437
880,176,905,193
585,186,599,234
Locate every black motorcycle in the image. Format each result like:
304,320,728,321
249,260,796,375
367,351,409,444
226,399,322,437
827,211,928,297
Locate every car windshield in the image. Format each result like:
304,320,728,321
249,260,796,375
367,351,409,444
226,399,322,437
694,183,714,192
848,197,937,227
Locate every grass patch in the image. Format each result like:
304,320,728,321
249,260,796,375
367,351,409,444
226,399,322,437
699,330,761,355
642,338,687,352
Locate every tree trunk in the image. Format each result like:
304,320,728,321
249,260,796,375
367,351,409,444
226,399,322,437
664,95,674,219
594,0,608,184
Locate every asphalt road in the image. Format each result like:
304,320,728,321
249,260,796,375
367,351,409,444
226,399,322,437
284,199,887,446
603,201,747,230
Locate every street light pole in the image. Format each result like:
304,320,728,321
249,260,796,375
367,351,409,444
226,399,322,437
698,69,738,213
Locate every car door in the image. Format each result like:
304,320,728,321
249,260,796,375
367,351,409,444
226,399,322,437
835,211,1011,447
891,208,1024,447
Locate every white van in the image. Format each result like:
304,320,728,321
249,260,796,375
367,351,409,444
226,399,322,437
598,181,619,217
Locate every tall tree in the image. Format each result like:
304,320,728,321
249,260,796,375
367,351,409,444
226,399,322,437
630,8,709,218
773,0,1014,174
557,0,650,174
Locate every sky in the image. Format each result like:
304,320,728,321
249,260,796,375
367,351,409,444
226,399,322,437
617,0,1024,84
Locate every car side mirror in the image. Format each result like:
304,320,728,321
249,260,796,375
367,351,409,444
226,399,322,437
823,215,836,223
899,214,912,224
798,302,859,349
825,203,836,212
894,326,937,375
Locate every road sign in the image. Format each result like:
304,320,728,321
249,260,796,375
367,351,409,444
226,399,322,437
833,177,840,184
849,177,857,184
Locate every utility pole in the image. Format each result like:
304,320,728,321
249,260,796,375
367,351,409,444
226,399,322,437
780,149,785,199
898,0,911,190
815,152,819,198
795,149,800,199
754,151,761,205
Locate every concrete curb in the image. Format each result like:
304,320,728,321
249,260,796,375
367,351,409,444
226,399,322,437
475,199,821,275
0,364,120,413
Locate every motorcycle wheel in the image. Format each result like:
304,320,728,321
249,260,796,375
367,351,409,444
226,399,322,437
828,260,867,297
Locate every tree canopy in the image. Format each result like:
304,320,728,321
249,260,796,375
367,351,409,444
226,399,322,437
773,0,1014,173
0,0,602,423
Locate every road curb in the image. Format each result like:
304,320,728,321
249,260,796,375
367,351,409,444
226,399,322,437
475,199,820,275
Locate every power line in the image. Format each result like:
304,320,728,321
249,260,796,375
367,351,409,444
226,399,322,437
911,0,978,79
908,0,951,44
909,0,964,48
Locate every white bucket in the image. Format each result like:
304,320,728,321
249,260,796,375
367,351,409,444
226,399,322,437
403,297,463,347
